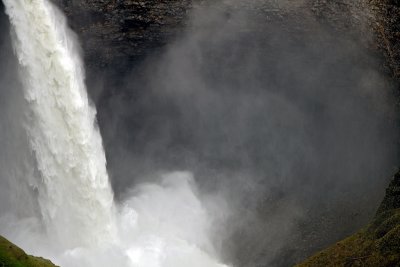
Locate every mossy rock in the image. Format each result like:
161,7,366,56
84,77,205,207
377,224,400,254
376,173,400,215
297,171,400,267
0,236,58,267
372,210,400,239
296,209,400,267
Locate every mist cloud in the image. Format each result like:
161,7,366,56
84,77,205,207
0,0,398,266
95,1,399,265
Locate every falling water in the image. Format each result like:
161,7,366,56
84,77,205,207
1,0,229,266
3,0,117,249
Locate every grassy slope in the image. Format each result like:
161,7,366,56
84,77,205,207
296,209,400,267
0,236,57,267
297,174,400,267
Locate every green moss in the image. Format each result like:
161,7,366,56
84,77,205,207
0,236,58,267
377,224,400,254
296,209,400,267
373,212,400,238
297,171,400,267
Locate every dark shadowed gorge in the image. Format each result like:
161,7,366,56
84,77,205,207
0,0,400,266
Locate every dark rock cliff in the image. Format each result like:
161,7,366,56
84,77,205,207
52,0,400,76
371,0,400,79
53,0,191,70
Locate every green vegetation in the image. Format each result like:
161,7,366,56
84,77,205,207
297,209,400,267
297,173,400,267
0,236,57,267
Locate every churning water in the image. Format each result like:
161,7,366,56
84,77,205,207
1,0,228,266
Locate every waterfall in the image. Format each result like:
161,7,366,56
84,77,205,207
1,1,229,266
3,0,116,249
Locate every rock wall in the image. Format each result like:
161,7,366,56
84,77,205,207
370,0,400,79
52,0,399,78
53,0,191,70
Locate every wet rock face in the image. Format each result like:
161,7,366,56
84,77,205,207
311,0,400,76
312,0,374,31
372,0,400,227
53,0,191,70
371,0,400,78
52,0,389,71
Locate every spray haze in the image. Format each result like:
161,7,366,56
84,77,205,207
0,0,398,267
96,1,399,266
0,0,228,267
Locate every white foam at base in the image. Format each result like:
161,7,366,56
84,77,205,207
1,0,229,266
